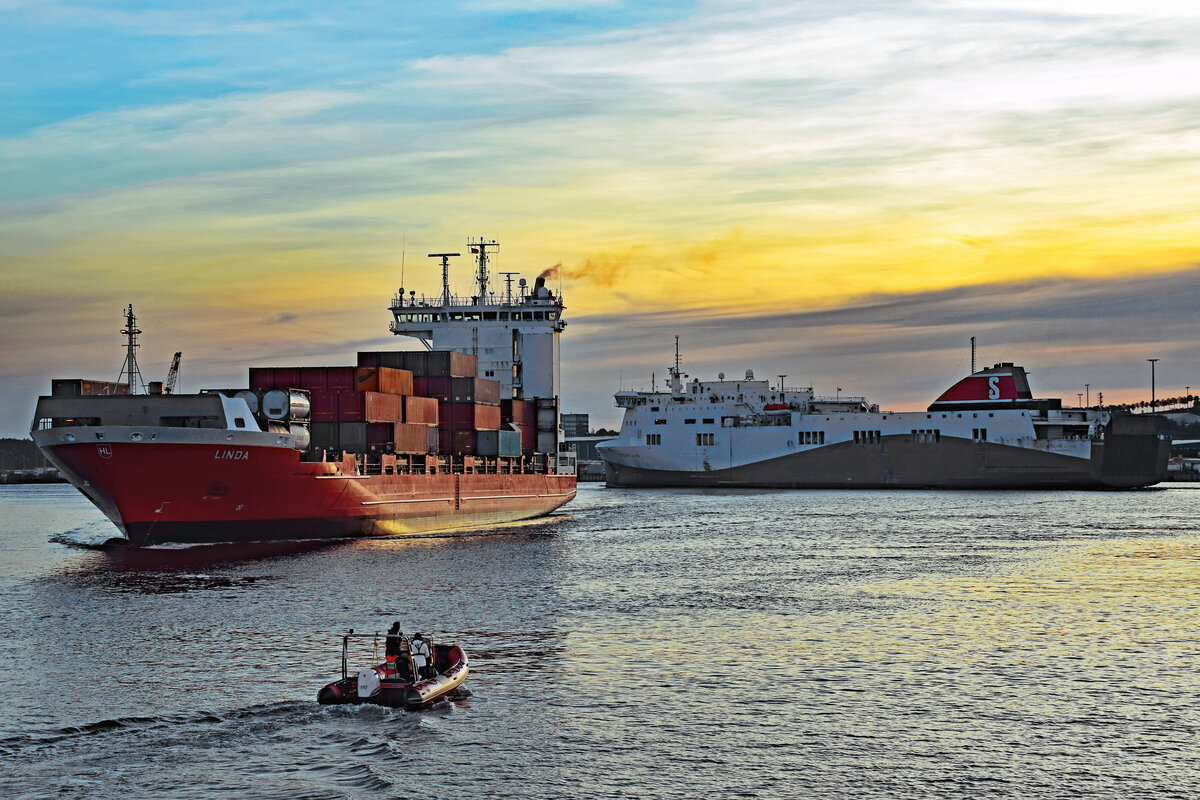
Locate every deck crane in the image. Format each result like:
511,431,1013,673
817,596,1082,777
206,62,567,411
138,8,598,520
164,351,182,394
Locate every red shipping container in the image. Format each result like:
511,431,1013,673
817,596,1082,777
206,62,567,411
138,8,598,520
403,395,439,425
438,429,476,455
357,351,380,368
516,422,535,453
393,422,430,454
444,402,501,431
326,366,356,391
355,366,413,395
249,368,275,390
300,367,328,391
414,376,453,402
309,390,339,422
274,367,301,388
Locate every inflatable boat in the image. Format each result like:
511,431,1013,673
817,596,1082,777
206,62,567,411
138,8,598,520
317,630,469,709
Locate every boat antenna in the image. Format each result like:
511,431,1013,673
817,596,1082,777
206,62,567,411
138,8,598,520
500,272,519,306
428,252,460,307
116,304,145,394
468,237,499,302
970,336,977,374
400,234,406,291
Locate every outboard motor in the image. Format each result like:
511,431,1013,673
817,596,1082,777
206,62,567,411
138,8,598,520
357,668,381,699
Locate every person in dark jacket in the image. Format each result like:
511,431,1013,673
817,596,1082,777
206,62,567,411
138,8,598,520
385,622,408,676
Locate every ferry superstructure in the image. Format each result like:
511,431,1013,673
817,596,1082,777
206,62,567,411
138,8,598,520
597,351,1169,489
30,241,576,547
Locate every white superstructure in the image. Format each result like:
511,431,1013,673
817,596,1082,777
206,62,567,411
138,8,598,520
388,239,566,455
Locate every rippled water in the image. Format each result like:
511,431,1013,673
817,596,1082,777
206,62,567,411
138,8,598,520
3,483,1200,798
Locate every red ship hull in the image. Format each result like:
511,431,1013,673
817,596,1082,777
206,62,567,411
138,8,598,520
40,438,576,546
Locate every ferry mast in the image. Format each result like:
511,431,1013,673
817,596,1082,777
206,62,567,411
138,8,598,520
388,239,567,457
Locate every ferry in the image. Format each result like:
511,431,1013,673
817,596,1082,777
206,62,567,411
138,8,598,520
598,342,1169,489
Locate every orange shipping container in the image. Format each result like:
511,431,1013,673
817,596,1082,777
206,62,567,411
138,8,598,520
393,422,431,454
355,366,413,395
403,395,439,425
338,390,404,423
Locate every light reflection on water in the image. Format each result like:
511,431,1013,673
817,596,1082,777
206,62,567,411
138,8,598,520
2,484,1200,798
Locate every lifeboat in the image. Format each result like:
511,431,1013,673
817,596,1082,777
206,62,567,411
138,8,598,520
762,403,790,412
317,630,469,709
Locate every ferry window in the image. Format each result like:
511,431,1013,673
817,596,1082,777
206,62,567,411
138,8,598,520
935,429,941,442
499,312,509,320
484,347,495,354
972,428,978,439
484,312,497,321
534,312,545,320
684,418,696,424
819,432,825,444
650,406,660,412
523,312,533,321
703,418,714,424
466,312,481,321
548,311,558,320
450,313,463,321
980,428,987,440
854,431,860,444
235,418,246,428
654,419,666,425
988,413,994,417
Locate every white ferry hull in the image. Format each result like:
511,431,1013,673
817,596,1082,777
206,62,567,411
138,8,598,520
603,426,1169,490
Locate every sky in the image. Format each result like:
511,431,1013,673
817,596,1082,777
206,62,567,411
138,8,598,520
2,0,1198,437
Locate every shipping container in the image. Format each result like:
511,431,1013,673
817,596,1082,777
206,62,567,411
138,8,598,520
300,367,329,391
325,366,356,391
51,379,130,397
248,368,275,390
274,367,302,388
262,389,311,421
310,421,340,450
516,422,536,453
438,429,477,455
403,395,439,425
424,351,477,378
309,389,339,422
440,402,501,431
414,376,452,402
355,366,413,395
393,422,431,454
338,390,404,423
427,425,440,454
501,398,535,426
449,376,500,405
476,427,521,457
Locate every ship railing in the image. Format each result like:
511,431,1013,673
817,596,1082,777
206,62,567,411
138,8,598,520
390,289,566,311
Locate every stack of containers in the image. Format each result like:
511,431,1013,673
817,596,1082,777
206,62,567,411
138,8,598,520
358,350,512,456
249,363,434,454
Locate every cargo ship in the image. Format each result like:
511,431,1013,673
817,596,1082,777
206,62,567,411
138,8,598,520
30,240,576,546
597,341,1170,489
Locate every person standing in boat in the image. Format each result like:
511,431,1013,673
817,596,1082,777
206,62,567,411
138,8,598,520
410,632,432,682
385,622,409,677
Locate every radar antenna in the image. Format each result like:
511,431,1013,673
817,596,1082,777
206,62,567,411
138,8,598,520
164,351,182,394
116,304,145,394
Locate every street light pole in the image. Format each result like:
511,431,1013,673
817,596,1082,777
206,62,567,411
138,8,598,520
1148,359,1158,412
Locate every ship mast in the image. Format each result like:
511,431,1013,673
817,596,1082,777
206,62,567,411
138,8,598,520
116,304,145,394
468,238,499,302
669,335,683,393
